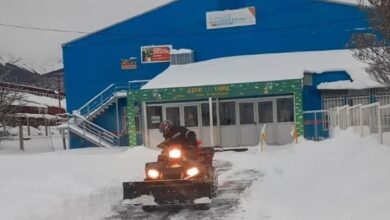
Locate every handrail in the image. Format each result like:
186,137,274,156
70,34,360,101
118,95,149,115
76,81,150,117
78,83,114,112
59,113,119,146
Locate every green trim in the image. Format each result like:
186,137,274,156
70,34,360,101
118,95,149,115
127,79,303,146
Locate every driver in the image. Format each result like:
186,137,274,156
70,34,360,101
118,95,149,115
157,120,197,150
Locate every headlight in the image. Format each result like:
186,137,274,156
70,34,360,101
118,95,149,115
169,149,182,159
186,167,200,178
147,169,160,179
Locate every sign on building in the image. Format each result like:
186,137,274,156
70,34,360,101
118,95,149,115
121,57,137,70
206,7,256,30
141,45,172,63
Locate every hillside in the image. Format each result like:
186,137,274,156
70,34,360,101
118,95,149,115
0,62,64,91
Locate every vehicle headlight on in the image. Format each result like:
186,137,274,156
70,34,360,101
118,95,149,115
186,167,200,178
147,169,160,179
169,149,182,159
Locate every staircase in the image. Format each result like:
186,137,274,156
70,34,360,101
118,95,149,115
59,113,120,147
60,80,148,147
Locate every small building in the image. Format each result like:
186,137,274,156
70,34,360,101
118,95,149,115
127,49,380,147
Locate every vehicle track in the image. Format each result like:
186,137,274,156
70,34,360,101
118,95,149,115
106,160,262,220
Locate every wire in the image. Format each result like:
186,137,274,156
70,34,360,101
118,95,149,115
0,22,88,34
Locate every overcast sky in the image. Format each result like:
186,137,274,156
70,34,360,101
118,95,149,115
0,0,172,73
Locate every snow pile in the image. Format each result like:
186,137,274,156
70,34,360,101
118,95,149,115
142,49,381,90
0,146,159,220
233,130,390,220
2,129,390,219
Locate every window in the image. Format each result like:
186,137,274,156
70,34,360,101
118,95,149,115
239,103,254,125
201,103,217,126
219,102,236,125
184,106,198,127
258,101,273,123
147,106,162,129
166,107,181,126
303,72,313,86
277,98,294,122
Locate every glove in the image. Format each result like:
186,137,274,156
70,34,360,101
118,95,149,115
157,141,169,149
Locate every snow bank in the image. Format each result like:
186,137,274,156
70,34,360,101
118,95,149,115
233,130,390,220
0,146,158,220
2,129,390,219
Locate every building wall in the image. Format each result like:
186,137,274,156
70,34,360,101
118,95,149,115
303,71,352,111
63,0,367,113
63,0,368,147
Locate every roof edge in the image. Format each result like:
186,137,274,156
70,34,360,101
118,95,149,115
62,0,179,47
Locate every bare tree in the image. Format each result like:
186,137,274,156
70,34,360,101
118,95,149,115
349,0,390,85
0,56,25,139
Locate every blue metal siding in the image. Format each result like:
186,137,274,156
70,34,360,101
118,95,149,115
63,0,368,112
303,71,352,111
62,0,369,147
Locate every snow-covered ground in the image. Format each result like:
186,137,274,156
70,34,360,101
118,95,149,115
1,129,390,219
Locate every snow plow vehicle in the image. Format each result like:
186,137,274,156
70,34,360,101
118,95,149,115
122,142,218,211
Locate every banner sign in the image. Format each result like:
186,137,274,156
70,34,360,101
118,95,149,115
141,45,172,63
206,7,256,30
121,57,137,70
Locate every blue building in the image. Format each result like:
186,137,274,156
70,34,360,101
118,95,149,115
62,0,372,148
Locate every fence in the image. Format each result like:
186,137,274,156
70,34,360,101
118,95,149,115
303,110,330,141
328,102,390,145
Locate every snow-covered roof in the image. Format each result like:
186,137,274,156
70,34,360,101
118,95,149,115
170,49,193,55
321,0,366,6
142,49,381,90
12,93,67,109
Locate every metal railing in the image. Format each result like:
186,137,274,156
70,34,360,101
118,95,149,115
328,102,390,144
60,113,119,147
75,80,149,118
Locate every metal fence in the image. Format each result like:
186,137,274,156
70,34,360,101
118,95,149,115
303,110,330,141
328,102,390,145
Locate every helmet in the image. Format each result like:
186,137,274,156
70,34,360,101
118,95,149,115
159,120,172,134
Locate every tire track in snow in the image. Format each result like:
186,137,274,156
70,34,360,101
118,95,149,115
106,160,262,220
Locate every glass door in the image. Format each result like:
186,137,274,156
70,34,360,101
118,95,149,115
238,102,257,146
257,100,277,145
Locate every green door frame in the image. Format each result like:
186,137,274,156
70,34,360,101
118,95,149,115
127,79,303,147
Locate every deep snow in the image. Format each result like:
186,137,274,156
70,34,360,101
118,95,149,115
1,129,390,219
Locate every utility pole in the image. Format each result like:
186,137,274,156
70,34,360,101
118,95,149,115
57,75,62,114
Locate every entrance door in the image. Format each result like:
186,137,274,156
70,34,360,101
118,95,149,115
146,105,164,147
275,97,294,145
257,100,277,145
183,105,201,141
165,106,181,126
200,103,218,146
219,102,238,147
238,102,257,146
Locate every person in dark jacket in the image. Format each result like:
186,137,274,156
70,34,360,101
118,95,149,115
158,120,197,150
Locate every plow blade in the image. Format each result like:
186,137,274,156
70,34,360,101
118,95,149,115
123,179,212,205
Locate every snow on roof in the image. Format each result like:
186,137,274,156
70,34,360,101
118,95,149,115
19,93,66,109
142,49,381,90
321,0,370,6
170,49,194,55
